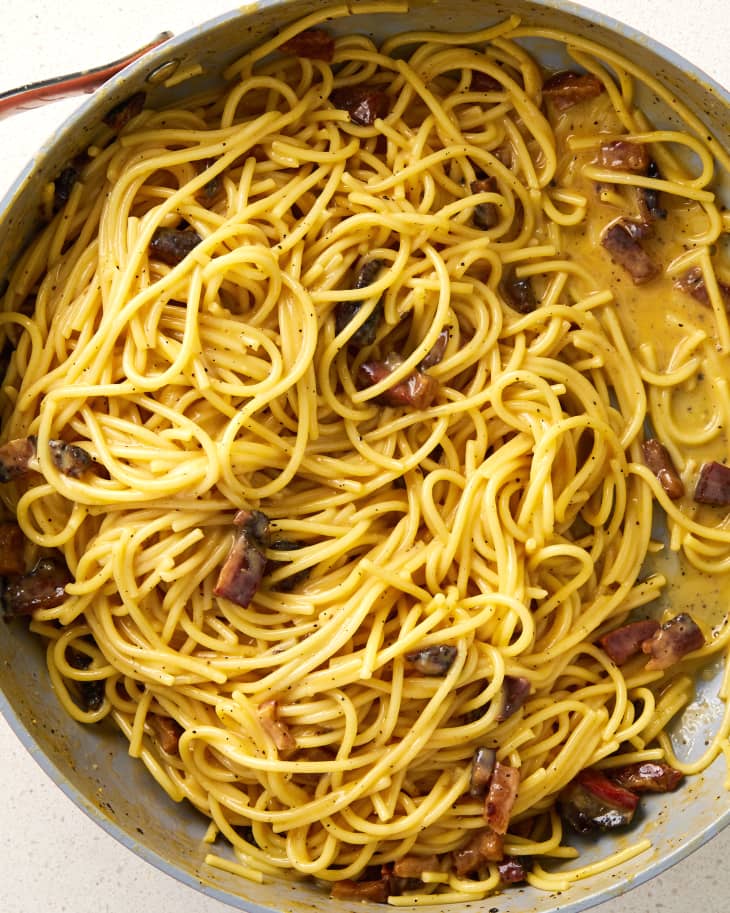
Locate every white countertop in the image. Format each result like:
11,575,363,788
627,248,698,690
1,2,729,911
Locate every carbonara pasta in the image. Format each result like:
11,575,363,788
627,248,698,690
2,2,730,902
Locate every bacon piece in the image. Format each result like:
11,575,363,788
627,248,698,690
492,145,514,169
405,644,457,676
0,522,25,575
214,510,270,608
496,675,531,722
77,679,105,711
67,646,106,711
694,461,730,506
1,435,95,480
609,761,683,793
358,359,439,409
195,159,223,205
419,328,450,370
53,165,80,211
452,828,504,876
265,539,310,593
335,258,384,347
500,269,537,313
280,29,335,61
559,768,638,833
598,140,650,173
470,71,502,92
542,71,605,112
470,176,499,230
638,160,667,223
329,86,389,126
642,613,705,671
49,439,92,478
393,854,440,879
0,437,36,482
598,618,661,665
2,556,71,616
103,91,145,130
498,856,528,884
601,219,660,284
149,227,202,266
258,699,297,751
469,747,496,797
148,713,183,754
484,762,520,835
331,878,389,902
641,438,684,499
674,266,730,308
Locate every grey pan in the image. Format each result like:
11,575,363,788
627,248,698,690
0,2,728,912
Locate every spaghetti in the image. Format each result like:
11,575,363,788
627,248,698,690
1,2,730,902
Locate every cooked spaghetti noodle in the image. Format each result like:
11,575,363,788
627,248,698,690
1,2,730,902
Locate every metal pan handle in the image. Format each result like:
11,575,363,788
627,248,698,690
0,32,173,122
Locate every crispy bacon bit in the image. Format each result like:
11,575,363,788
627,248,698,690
0,437,36,482
0,435,94,481
77,679,105,712
639,160,667,222
199,173,222,205
598,140,650,173
405,644,457,676
560,768,638,833
642,612,705,671
470,71,502,92
265,539,310,592
484,762,520,834
419,328,450,370
258,699,297,751
358,359,439,409
335,258,384,347
49,439,92,478
469,746,496,797
500,269,537,314
329,86,389,126
641,438,684,499
0,523,25,575
149,227,202,266
674,267,730,307
694,461,730,506
103,91,146,131
598,618,661,665
67,646,106,711
610,761,683,793
280,28,335,61
393,854,440,879
542,71,605,112
53,165,80,211
148,713,183,754
331,878,389,902
492,145,514,169
453,828,504,876
2,556,71,616
470,176,499,230
353,258,383,291
497,675,531,722
214,510,270,608
196,160,223,205
498,856,528,884
601,219,659,284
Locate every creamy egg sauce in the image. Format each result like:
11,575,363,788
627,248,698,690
552,94,730,638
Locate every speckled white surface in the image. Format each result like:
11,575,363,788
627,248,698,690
1,2,729,911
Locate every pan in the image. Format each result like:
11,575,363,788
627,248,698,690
0,2,729,912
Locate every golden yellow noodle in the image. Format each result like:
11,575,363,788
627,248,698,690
2,2,730,902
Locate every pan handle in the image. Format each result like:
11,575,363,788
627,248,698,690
0,32,173,122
